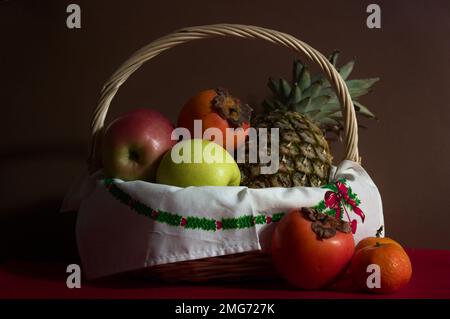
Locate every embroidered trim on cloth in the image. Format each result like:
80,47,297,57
103,178,285,232
313,178,365,234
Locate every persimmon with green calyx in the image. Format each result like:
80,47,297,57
177,88,252,152
271,207,355,290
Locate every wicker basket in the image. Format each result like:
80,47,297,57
86,24,360,282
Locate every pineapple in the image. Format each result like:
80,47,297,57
239,51,379,188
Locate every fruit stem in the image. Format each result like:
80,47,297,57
376,226,384,238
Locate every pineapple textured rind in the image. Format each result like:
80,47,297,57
239,110,333,188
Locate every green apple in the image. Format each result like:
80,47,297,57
156,139,241,187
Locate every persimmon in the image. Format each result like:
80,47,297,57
177,88,252,152
349,242,412,294
271,207,355,290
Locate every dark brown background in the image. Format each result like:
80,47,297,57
1,0,449,261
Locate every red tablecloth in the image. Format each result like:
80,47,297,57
1,249,449,299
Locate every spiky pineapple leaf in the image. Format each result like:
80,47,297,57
345,78,380,98
309,104,341,116
294,97,311,113
310,109,340,121
262,52,379,136
275,100,289,111
314,60,355,88
318,87,334,97
298,66,311,90
336,78,379,99
329,50,340,66
279,79,291,103
329,111,343,119
288,83,302,104
268,78,280,97
302,82,323,99
339,60,355,80
348,87,371,98
346,78,380,90
293,60,303,83
311,73,323,84
304,96,331,113
354,101,377,119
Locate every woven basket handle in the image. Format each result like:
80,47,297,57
88,24,360,171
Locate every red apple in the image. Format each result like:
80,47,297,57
101,108,176,181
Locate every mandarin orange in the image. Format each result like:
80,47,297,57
349,242,412,294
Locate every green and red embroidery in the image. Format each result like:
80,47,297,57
103,178,285,232
313,178,365,234
104,178,364,234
